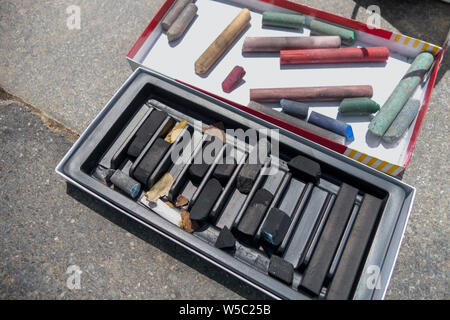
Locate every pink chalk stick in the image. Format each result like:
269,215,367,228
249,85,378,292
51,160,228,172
222,66,246,93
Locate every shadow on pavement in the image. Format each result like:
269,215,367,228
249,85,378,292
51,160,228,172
351,0,449,85
66,182,270,300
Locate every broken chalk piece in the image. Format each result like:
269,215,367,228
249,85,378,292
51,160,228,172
262,11,306,30
369,52,434,137
190,179,223,222
280,99,309,120
288,155,321,183
339,97,381,115
222,66,246,93
236,189,274,239
261,208,291,247
309,19,356,46
213,152,237,186
280,47,390,65
167,3,197,42
195,8,251,75
161,0,192,31
242,36,341,53
308,111,354,141
383,99,421,143
215,226,236,250
268,255,294,285
110,170,142,199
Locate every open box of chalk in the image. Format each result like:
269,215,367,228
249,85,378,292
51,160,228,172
57,0,446,300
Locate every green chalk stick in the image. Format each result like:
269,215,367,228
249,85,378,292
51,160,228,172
383,99,421,143
309,19,356,46
369,52,434,137
339,98,380,115
262,11,306,30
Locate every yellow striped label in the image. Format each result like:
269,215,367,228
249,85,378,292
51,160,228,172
413,39,421,48
376,161,389,171
394,34,402,42
431,46,439,54
357,153,368,162
348,149,358,159
366,157,378,167
422,42,430,51
386,165,400,175
403,36,412,45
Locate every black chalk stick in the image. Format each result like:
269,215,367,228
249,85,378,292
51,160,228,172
133,138,171,186
127,109,167,157
268,255,294,285
326,194,383,300
300,183,358,296
261,208,291,247
189,137,221,184
190,179,223,221
288,155,321,183
215,226,236,250
213,149,237,186
236,189,273,239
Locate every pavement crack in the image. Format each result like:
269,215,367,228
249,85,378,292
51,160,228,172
0,87,80,141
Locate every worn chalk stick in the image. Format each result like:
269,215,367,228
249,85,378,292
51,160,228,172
161,0,192,31
195,8,251,75
242,36,341,53
308,111,355,141
268,256,294,285
281,99,309,120
236,189,273,238
288,155,321,183
247,101,345,144
110,170,142,199
133,138,171,186
250,85,373,103
222,66,246,93
369,52,434,137
327,194,383,300
261,208,291,247
167,3,197,42
300,183,358,296
215,226,236,250
339,98,381,115
190,178,223,222
216,187,247,230
127,109,168,158
262,11,305,30
309,19,356,46
283,188,329,269
383,99,421,143
281,47,390,65
213,147,237,186
189,136,222,184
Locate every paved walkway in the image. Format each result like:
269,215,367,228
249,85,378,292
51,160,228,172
0,1,448,299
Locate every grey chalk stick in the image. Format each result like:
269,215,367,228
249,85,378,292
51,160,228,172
383,99,421,143
110,170,142,199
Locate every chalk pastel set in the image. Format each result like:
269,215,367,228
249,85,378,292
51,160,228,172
57,0,445,299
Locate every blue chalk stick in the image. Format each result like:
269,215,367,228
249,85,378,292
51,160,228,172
308,111,354,141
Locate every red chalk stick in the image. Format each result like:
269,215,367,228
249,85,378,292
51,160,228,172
222,66,246,93
280,47,390,65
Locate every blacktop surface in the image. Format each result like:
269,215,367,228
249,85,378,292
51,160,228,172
0,0,448,299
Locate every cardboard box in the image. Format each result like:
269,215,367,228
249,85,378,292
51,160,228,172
126,0,446,177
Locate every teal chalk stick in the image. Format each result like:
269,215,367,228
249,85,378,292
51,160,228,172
369,52,434,137
383,100,421,143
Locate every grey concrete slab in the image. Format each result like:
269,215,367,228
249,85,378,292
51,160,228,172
0,0,448,300
0,101,267,299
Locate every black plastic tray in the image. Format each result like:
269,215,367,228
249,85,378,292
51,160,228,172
56,68,415,300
